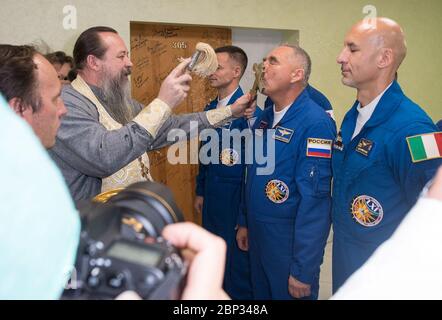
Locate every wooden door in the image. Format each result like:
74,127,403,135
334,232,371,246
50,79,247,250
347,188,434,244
130,22,231,224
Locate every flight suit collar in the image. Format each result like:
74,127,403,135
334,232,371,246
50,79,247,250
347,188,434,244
360,80,404,129
206,86,244,111
263,86,310,128
340,80,404,144
228,86,244,106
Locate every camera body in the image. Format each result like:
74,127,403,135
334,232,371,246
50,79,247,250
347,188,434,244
64,181,187,300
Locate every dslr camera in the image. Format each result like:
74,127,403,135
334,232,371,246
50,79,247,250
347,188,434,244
63,181,187,300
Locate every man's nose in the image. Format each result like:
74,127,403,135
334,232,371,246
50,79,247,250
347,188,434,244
126,56,133,68
337,48,348,64
262,61,268,72
59,101,68,118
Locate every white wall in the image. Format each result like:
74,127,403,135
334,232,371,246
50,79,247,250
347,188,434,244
233,27,291,108
1,0,440,123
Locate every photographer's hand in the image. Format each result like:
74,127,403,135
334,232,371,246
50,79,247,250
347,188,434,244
162,222,230,300
236,226,249,251
115,291,141,300
194,196,204,216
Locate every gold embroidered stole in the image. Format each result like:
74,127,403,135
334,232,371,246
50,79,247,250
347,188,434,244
71,75,152,194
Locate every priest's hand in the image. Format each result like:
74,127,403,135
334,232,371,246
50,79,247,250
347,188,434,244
158,58,192,109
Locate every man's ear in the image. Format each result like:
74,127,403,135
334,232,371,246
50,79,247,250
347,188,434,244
86,54,101,71
378,48,394,69
290,68,304,84
233,65,242,79
8,97,34,123
9,97,25,115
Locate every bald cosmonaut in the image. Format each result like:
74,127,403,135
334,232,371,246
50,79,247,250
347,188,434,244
332,17,442,293
339,17,407,105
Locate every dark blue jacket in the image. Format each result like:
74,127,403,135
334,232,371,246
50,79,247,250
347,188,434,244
332,81,442,292
195,87,261,299
240,87,336,299
196,87,261,204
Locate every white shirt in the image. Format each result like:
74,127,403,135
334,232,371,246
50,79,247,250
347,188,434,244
351,82,393,140
272,103,291,128
216,87,238,109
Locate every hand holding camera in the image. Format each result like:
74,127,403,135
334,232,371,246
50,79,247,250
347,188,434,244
162,222,229,300
63,181,229,300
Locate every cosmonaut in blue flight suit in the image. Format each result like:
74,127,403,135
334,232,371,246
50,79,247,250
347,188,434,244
331,80,442,292
238,87,336,299
264,84,334,119
196,86,262,299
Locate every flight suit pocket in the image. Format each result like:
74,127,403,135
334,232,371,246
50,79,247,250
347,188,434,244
309,160,332,195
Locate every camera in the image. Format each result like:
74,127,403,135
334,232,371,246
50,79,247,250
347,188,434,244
63,181,187,300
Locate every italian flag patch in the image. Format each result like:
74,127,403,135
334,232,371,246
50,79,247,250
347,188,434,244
406,132,442,163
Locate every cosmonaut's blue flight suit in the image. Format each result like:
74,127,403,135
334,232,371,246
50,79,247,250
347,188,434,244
332,81,442,293
196,87,261,299
437,119,442,130
264,84,334,118
239,88,336,299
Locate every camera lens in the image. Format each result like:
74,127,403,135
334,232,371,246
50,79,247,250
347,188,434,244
106,181,184,238
67,181,186,300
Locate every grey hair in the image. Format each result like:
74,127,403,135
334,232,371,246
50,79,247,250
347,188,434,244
281,44,311,85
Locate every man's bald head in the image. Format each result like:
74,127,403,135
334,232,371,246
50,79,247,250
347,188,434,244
337,17,408,91
352,17,407,70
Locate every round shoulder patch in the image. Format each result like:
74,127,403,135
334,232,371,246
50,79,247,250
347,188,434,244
265,179,289,204
220,148,239,166
351,195,383,227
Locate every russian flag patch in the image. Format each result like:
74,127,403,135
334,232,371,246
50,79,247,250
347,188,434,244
306,138,332,158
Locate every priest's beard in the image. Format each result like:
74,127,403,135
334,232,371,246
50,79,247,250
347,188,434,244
100,66,135,125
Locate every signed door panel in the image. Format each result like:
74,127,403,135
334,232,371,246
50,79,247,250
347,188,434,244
130,22,231,223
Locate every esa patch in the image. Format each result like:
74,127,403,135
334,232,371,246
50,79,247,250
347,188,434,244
355,138,374,156
265,179,289,204
333,131,344,151
273,126,294,143
350,195,383,227
220,148,239,166
306,138,332,158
